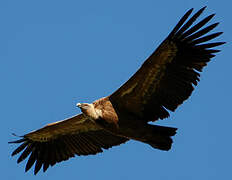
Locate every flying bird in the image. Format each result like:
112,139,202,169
9,7,224,175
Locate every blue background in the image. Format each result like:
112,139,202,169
2,0,231,179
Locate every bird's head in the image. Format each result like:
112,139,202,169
76,102,100,120
76,103,91,110
76,102,96,115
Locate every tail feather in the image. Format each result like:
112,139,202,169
146,125,177,151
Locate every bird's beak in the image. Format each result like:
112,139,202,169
76,103,81,108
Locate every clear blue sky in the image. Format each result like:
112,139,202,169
2,0,231,179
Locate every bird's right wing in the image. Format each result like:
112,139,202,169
9,114,128,174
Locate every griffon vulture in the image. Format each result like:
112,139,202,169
9,7,224,174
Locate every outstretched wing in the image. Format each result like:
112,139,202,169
109,7,225,122
9,114,128,175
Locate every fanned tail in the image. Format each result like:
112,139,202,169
145,125,177,151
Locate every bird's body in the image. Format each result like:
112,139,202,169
9,7,225,175
80,97,176,148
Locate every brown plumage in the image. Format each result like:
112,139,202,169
9,7,224,175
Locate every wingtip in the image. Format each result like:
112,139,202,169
17,157,23,164
8,138,26,144
188,7,194,12
212,22,220,28
198,6,207,14
220,41,226,45
25,165,30,173
216,41,226,46
186,8,194,16
34,167,40,175
201,6,207,11
11,149,20,156
12,133,24,137
8,133,26,144
209,13,216,19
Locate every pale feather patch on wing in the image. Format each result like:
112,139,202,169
141,65,165,103
120,83,138,97
25,116,100,142
141,41,178,103
46,116,87,126
154,41,178,64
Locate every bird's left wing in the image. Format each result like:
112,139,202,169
9,114,128,174
109,7,225,122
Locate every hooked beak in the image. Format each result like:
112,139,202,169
76,103,81,108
